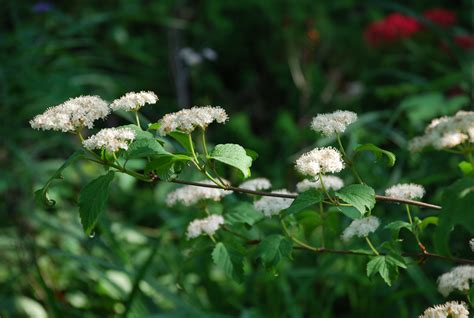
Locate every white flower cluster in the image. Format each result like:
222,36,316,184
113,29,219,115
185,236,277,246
311,110,358,136
110,91,158,112
470,238,474,252
253,189,295,217
158,106,228,135
409,111,474,152
30,96,110,132
419,301,469,318
82,128,136,153
384,183,425,200
295,147,345,177
341,216,380,241
296,175,344,192
186,215,225,239
239,178,272,191
166,180,231,207
437,265,474,297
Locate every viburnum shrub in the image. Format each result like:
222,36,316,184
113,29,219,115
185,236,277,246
31,92,474,316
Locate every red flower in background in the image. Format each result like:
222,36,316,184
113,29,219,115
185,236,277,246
454,35,474,50
423,8,456,27
364,13,421,46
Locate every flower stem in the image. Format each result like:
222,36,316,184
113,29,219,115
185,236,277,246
201,128,209,158
281,219,321,252
336,133,364,184
365,236,379,256
135,111,141,129
405,204,413,225
319,202,325,248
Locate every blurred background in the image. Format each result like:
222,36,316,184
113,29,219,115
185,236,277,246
1,1,473,317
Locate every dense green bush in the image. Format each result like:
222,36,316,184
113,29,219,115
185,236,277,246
1,1,473,317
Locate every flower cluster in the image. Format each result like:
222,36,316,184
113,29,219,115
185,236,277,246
296,175,344,192
341,216,380,241
30,96,110,132
166,180,231,207
83,128,136,152
186,215,225,239
110,91,158,112
158,106,228,135
364,13,420,46
384,183,425,200
409,111,474,152
253,189,295,217
423,8,456,27
437,265,474,297
419,301,469,318
310,110,357,136
295,147,345,177
239,178,272,191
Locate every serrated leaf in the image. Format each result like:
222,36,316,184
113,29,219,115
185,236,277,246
354,143,396,167
34,150,85,208
386,254,407,269
366,256,391,286
212,242,243,281
335,184,375,215
122,124,170,159
282,189,322,217
79,171,115,235
225,202,263,226
335,206,361,220
256,235,292,268
434,178,474,256
210,143,253,178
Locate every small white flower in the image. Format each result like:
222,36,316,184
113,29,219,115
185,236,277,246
385,183,425,200
409,110,474,152
239,178,272,191
295,147,345,177
341,216,380,241
110,91,158,112
82,128,136,153
202,48,218,61
166,180,231,207
186,214,225,239
158,106,229,135
419,301,469,318
30,95,110,132
437,265,474,297
253,189,295,217
296,176,344,192
470,238,474,252
311,110,357,136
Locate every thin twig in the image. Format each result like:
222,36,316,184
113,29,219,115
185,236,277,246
166,179,442,210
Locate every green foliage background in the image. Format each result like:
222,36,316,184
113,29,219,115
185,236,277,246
1,0,473,317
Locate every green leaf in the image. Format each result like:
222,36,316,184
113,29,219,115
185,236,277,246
366,256,391,286
79,171,115,235
169,131,194,154
434,178,474,256
335,184,375,215
123,125,170,159
256,235,292,268
225,202,263,226
212,242,243,281
282,189,322,217
458,161,474,177
245,148,259,160
354,143,396,167
210,144,253,178
34,150,85,208
145,154,192,181
384,221,412,237
147,122,160,130
386,254,407,269
419,216,438,233
335,206,361,220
